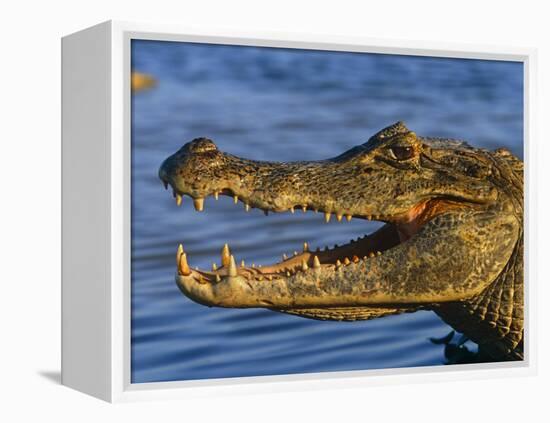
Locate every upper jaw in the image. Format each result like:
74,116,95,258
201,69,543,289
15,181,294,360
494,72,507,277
159,155,496,226
157,139,399,221
159,168,418,224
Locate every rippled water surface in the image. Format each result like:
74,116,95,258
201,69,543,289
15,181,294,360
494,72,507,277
131,40,523,383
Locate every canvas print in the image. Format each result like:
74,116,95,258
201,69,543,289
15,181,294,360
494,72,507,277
131,40,524,383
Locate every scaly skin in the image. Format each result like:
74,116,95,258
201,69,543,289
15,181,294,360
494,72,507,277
159,122,523,361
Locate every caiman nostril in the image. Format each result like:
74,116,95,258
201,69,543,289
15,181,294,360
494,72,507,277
185,137,218,153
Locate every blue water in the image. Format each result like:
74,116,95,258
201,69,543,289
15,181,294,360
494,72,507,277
130,40,523,383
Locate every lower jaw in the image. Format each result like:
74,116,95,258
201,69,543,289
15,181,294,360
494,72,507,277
177,221,403,283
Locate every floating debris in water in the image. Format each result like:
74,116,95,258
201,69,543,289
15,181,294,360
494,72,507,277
131,71,156,92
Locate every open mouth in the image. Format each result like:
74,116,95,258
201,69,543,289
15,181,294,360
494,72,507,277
164,183,461,285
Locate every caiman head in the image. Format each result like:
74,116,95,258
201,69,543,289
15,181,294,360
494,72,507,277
158,122,522,320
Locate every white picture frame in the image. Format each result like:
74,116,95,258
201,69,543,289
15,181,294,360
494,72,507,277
61,20,537,403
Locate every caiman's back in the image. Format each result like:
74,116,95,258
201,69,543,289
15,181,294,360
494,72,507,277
435,148,524,360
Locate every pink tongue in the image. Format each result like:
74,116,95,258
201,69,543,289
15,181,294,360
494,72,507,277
395,201,427,242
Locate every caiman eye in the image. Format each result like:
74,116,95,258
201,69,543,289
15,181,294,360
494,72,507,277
389,145,414,161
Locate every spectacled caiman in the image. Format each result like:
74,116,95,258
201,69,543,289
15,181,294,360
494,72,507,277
158,121,524,362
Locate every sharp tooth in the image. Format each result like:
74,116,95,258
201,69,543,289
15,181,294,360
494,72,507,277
343,257,351,265
178,252,191,276
193,198,204,211
289,206,295,214
377,251,382,256
335,259,342,268
244,203,250,212
313,255,321,268
252,263,256,268
214,192,219,200
303,242,309,252
267,275,273,281
286,271,291,277
336,214,343,222
215,274,221,282
233,195,238,204
369,252,375,258
163,181,168,190
257,276,263,281
301,260,309,271
346,214,352,222
352,255,359,263
282,253,288,261
228,255,238,277
302,205,307,213
324,212,331,223
175,194,182,206
177,244,184,262
294,251,298,256
367,215,372,220
212,262,217,271
221,243,231,267
240,259,245,268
